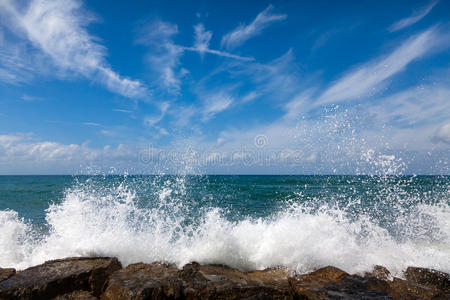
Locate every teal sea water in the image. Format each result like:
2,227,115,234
1,175,449,276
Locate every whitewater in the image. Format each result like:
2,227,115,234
0,174,449,278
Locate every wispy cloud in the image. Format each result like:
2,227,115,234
202,92,234,121
144,102,170,126
21,94,44,102
317,28,439,105
183,23,253,61
432,122,450,145
193,23,212,57
368,85,450,127
389,0,439,32
240,91,259,103
83,122,101,127
113,108,132,114
100,130,116,136
0,0,146,98
138,20,253,94
221,5,287,50
137,19,185,94
225,49,301,100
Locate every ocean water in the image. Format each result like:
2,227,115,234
0,174,449,277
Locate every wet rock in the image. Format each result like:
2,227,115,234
288,266,392,299
404,266,450,294
53,290,98,300
0,268,16,282
179,263,292,299
0,257,122,299
101,262,183,300
364,265,391,281
2,257,449,299
362,266,450,300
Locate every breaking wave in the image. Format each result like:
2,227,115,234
0,174,449,277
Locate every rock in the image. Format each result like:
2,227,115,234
0,268,16,282
288,266,392,299
404,266,450,294
101,262,183,300
362,266,450,300
365,265,391,281
179,263,292,299
1,257,449,299
53,290,98,300
0,257,122,300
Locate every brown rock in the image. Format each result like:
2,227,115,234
101,262,183,300
288,266,392,299
404,266,450,294
0,268,16,282
365,266,450,299
53,290,98,299
0,257,122,299
365,265,391,280
179,263,292,299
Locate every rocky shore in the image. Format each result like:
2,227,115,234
0,257,449,299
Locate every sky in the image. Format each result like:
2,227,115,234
0,0,449,175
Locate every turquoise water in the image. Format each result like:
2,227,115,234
0,175,449,275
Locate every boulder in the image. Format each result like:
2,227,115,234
101,262,183,300
404,266,450,294
364,265,391,281
179,263,292,299
288,266,392,299
0,257,122,299
53,290,98,300
0,268,16,282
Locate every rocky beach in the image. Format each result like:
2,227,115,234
0,257,448,299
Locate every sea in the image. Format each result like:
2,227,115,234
0,174,449,277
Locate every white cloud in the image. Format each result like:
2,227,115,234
100,130,115,136
389,0,439,32
224,49,301,100
0,134,141,174
193,23,212,55
284,89,314,120
21,94,44,102
202,92,234,121
0,0,146,98
318,28,439,105
137,19,184,94
183,23,253,61
137,20,253,94
83,122,100,126
432,123,450,144
113,108,132,113
144,102,170,126
221,5,286,50
368,85,450,127
241,91,259,103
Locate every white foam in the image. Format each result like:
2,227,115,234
0,178,449,277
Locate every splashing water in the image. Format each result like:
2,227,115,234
0,172,449,277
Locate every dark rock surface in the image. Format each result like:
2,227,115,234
53,290,98,300
0,257,121,299
1,257,449,299
288,266,392,299
0,268,16,282
178,262,292,299
101,262,183,300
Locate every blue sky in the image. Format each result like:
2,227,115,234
0,0,449,174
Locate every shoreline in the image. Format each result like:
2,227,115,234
1,257,449,299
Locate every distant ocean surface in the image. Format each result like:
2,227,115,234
1,175,449,276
